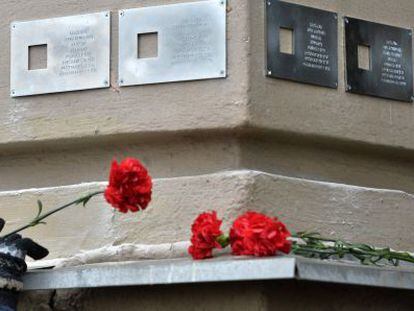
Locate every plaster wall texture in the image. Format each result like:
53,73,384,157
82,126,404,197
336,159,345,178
0,0,412,308
0,0,250,147
0,0,412,197
1,133,413,201
0,134,242,191
0,171,413,261
249,0,414,150
0,0,413,153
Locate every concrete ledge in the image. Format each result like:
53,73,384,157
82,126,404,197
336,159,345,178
22,256,414,291
297,258,414,290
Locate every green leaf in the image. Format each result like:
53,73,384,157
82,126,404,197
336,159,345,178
82,196,92,207
36,200,43,218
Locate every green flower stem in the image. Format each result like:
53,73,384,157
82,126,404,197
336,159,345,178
291,232,414,266
217,234,230,248
1,191,104,239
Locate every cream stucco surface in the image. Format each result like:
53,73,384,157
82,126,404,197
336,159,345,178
0,1,413,308
1,171,413,261
249,0,414,150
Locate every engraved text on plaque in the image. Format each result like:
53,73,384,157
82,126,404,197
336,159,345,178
118,0,226,86
345,17,413,102
10,12,110,97
266,1,338,88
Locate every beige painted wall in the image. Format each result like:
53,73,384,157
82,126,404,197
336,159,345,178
0,0,412,265
2,171,413,260
0,0,249,147
0,1,413,308
2,133,414,194
250,0,414,151
1,0,413,152
0,0,412,197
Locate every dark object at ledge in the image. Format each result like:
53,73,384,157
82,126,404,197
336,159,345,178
0,218,49,311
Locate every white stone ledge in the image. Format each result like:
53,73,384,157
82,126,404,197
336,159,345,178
1,170,414,260
22,256,414,291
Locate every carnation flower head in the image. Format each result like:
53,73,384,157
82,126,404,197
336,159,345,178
188,211,223,260
230,211,291,257
104,157,152,213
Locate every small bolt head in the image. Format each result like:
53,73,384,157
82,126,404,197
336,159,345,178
120,11,124,16
346,85,352,91
119,79,124,84
267,70,272,75
344,18,349,24
104,80,109,86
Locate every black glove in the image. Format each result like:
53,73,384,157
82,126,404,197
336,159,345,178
0,218,49,311
0,218,49,286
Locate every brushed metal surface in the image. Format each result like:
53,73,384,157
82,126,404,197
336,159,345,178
10,12,110,97
23,256,295,290
23,255,414,291
118,0,226,86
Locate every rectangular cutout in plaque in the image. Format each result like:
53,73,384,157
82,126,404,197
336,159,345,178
266,1,338,89
345,17,413,102
137,32,158,59
357,44,371,71
279,27,294,55
118,0,226,86
11,11,111,97
28,44,48,70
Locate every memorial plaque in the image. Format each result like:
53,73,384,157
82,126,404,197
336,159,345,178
118,0,226,86
266,1,338,88
10,12,110,97
345,17,413,102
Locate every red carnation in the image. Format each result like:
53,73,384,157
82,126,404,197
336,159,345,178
104,158,152,213
188,211,223,260
230,211,291,257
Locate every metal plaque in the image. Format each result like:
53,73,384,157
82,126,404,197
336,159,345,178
345,17,413,102
11,12,111,97
266,1,338,88
118,0,226,86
